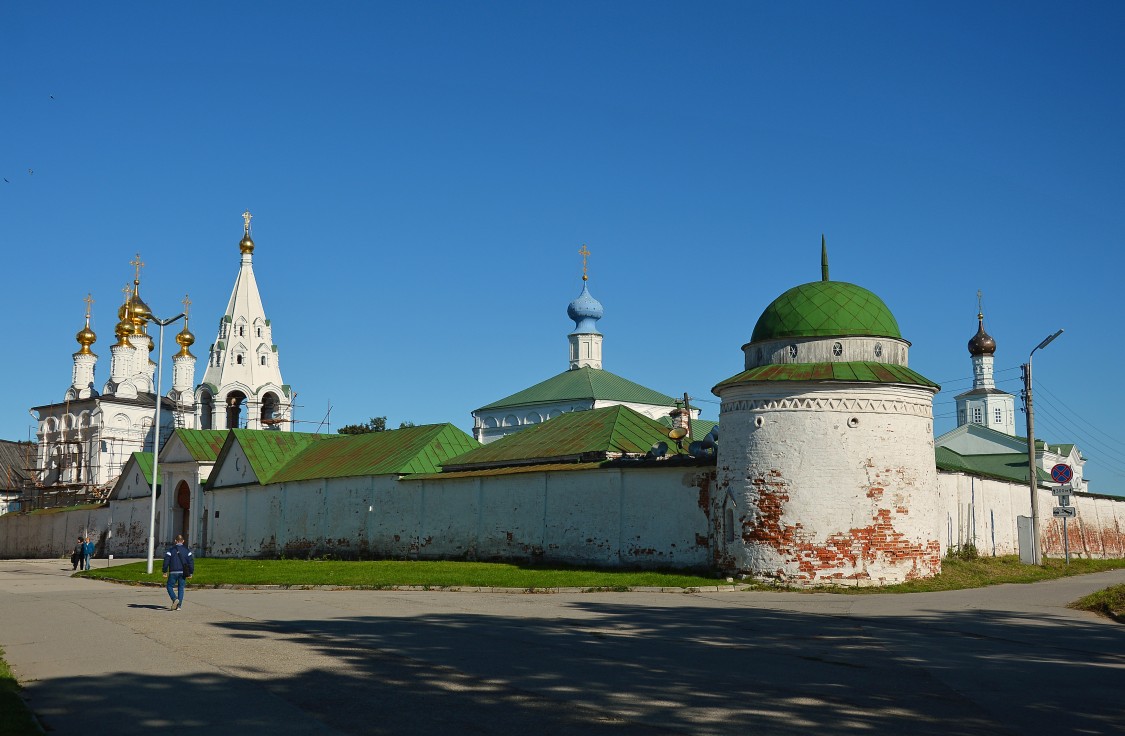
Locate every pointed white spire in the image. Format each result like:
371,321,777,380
197,212,291,430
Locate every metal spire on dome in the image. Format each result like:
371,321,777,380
821,234,829,282
579,243,590,281
175,293,196,357
968,289,996,356
75,293,97,354
240,210,255,254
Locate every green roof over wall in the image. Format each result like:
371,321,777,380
476,366,677,412
445,405,677,470
227,429,338,485
267,424,479,482
751,281,902,342
170,429,229,462
131,452,155,485
936,446,1052,486
714,361,939,392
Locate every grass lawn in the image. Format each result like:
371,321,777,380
79,559,726,590
1070,583,1125,622
827,555,1125,594
0,647,40,736
77,555,1125,595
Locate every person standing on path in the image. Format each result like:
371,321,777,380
82,535,95,570
71,537,83,571
161,534,194,611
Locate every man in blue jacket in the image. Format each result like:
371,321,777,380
161,534,194,611
82,535,95,570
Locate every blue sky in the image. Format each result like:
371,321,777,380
3,3,1123,491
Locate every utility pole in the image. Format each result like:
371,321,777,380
1022,328,1063,567
1022,362,1041,566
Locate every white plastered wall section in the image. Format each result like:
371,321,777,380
716,381,942,586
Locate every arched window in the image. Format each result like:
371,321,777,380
226,392,247,429
200,391,213,430
260,392,279,426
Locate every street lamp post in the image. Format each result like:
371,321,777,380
146,313,185,574
1022,328,1063,566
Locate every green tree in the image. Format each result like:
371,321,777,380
337,416,387,434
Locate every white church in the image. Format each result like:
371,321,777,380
28,212,293,498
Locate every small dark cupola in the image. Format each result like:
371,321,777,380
967,292,996,356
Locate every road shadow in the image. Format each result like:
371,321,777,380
21,599,1125,735
125,603,168,610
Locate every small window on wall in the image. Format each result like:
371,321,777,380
256,328,262,337
832,342,843,357
236,355,244,365
972,407,983,424
994,408,1002,423
260,356,267,366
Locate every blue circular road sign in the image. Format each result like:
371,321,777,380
1051,463,1073,484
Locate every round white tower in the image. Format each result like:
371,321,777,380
712,241,942,586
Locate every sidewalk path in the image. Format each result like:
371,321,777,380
1,559,1123,735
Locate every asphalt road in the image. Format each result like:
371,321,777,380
1,559,1123,735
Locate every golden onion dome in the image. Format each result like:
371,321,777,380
175,323,196,357
129,286,152,326
114,318,133,347
239,232,255,254
75,323,97,354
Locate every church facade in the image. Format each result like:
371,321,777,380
471,251,697,444
27,213,292,505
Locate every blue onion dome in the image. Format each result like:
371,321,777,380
567,282,604,334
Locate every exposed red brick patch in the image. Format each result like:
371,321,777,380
740,472,940,584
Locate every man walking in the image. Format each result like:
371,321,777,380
71,536,84,571
161,534,194,611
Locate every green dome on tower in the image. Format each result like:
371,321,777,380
750,280,902,342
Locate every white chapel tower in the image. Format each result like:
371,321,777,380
954,295,1016,435
195,211,292,431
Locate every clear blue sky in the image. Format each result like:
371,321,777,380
3,3,1123,491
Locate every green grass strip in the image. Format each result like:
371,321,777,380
80,559,725,590
1069,583,1125,622
0,647,41,736
823,555,1125,594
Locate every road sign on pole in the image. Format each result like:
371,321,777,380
1052,506,1076,519
1052,485,1074,496
1051,464,1073,484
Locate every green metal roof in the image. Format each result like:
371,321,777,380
226,429,339,485
713,361,939,392
935,446,1052,486
751,281,902,342
171,429,229,462
476,366,677,412
267,424,479,483
445,405,678,470
131,452,156,485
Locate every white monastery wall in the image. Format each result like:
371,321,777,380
200,466,713,567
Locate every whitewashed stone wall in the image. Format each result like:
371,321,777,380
939,472,1125,559
200,465,714,567
0,506,111,559
715,382,942,586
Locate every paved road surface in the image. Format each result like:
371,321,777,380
1,559,1123,735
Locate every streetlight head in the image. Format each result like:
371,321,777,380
1036,329,1064,352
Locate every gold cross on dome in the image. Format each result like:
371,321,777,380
977,289,983,319
182,293,192,318
130,253,144,283
242,210,253,233
83,293,94,319
578,244,590,281
121,284,133,303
